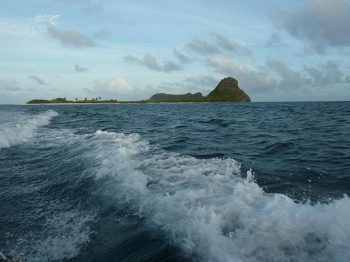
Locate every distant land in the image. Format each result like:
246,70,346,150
27,77,251,104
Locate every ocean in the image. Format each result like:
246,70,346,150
0,102,350,262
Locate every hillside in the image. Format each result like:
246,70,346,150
148,92,205,102
206,77,251,102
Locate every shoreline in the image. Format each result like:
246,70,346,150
25,102,216,105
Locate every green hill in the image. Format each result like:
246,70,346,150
206,77,251,102
147,77,251,102
148,92,205,102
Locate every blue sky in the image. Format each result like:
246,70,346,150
1,0,350,103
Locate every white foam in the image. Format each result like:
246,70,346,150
86,130,350,261
0,110,58,150
32,210,94,261
10,209,95,262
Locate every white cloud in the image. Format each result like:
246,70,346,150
33,14,60,26
0,20,37,37
87,77,134,99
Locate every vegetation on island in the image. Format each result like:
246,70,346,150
206,77,251,102
26,77,251,104
147,92,206,102
147,77,251,103
27,97,119,104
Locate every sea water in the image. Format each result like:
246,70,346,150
0,102,350,262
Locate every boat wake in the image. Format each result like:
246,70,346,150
0,110,58,150
81,130,350,262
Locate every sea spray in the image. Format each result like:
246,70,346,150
86,130,350,262
0,110,58,150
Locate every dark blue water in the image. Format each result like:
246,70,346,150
1,102,350,262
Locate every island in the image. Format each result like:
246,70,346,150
26,77,251,104
26,97,119,104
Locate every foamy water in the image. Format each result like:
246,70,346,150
1,103,350,262
85,130,350,262
0,110,58,149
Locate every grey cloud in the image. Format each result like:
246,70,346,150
267,59,350,88
207,56,277,92
157,75,219,94
206,56,349,92
173,48,190,64
124,54,182,73
75,64,88,72
187,37,219,55
47,25,96,48
0,80,21,91
213,33,251,55
205,47,350,94
266,33,288,48
304,61,349,86
266,60,311,89
280,0,350,53
185,75,219,89
28,75,49,85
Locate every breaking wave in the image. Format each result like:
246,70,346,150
82,130,350,262
9,208,95,262
0,110,58,150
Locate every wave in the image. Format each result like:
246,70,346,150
0,110,58,150
9,208,95,262
84,130,350,262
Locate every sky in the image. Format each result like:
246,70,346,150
1,0,350,104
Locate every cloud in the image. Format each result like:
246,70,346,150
124,54,182,73
87,77,134,98
185,75,219,89
206,56,237,74
280,0,350,53
266,59,311,89
265,33,288,48
212,33,251,55
0,79,21,91
157,75,219,94
47,25,96,48
173,48,190,64
74,64,88,72
207,56,278,92
206,55,350,92
28,75,49,85
33,14,60,26
187,37,219,55
304,61,350,87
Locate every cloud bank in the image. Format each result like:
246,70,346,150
124,54,182,73
280,0,350,53
28,75,48,85
47,25,96,48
